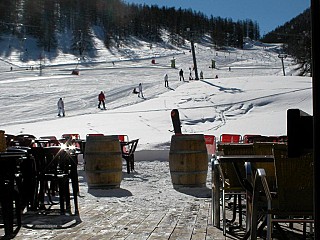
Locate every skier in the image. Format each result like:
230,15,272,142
200,70,204,79
98,91,106,109
57,98,65,117
164,73,169,87
179,69,184,81
138,83,144,98
189,67,193,80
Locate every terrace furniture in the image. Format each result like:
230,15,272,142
6,134,36,147
250,149,314,240
0,152,27,238
204,135,216,156
213,142,283,238
121,139,139,174
38,146,79,215
219,134,241,143
81,134,138,174
9,145,79,215
60,133,82,152
213,143,254,234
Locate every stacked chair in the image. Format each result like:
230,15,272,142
4,134,80,215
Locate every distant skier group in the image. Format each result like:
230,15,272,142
162,67,204,90
56,65,207,117
57,90,108,117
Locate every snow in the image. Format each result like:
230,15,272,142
0,35,313,239
0,37,312,151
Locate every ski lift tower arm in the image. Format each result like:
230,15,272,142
278,53,287,76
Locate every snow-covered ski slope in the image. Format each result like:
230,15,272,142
0,36,312,150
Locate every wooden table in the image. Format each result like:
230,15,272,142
212,154,274,238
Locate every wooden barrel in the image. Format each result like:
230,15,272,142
0,130,6,152
169,134,208,188
85,135,122,189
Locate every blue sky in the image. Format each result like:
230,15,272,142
124,0,310,36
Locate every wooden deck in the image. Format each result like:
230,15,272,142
2,157,313,239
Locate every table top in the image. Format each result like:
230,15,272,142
217,154,274,162
0,151,27,159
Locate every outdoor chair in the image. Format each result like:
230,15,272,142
215,143,254,235
5,134,16,147
6,146,38,211
39,136,58,141
248,143,286,190
204,135,216,157
121,139,139,174
10,134,36,147
0,151,28,238
250,148,314,240
37,147,79,215
61,133,81,151
243,134,261,143
220,133,242,143
61,133,80,140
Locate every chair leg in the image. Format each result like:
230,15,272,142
125,158,130,174
228,194,244,232
71,170,79,215
222,191,226,235
230,195,237,223
238,195,243,227
58,178,66,214
250,194,259,240
38,179,46,210
2,187,14,237
130,154,134,171
65,181,71,214
14,189,22,228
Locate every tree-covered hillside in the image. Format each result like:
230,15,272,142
0,0,260,55
262,8,311,75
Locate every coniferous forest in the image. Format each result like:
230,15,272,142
0,0,311,74
0,0,260,52
262,8,311,75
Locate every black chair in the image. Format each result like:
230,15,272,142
121,139,139,174
38,147,79,215
0,152,26,238
12,134,37,147
6,147,38,212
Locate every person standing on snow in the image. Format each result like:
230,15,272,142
57,98,65,117
164,73,169,87
200,70,204,79
138,83,144,98
179,69,184,81
189,67,193,80
98,91,106,109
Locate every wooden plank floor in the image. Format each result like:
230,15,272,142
3,159,313,239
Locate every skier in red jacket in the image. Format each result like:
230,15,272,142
98,91,106,109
